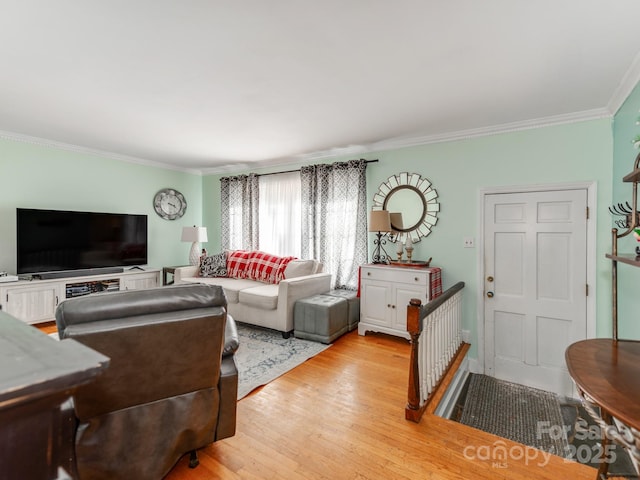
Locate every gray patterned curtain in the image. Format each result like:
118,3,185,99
220,174,259,250
301,159,368,290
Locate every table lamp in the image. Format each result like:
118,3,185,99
181,226,208,266
369,210,392,264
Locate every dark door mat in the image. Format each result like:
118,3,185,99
453,374,636,475
457,374,568,457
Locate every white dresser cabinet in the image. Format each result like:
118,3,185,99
121,272,160,291
359,264,438,340
1,283,63,325
0,269,161,325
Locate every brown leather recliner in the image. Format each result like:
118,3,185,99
55,283,239,480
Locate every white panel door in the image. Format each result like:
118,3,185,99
484,189,587,396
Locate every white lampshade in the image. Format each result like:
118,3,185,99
181,226,208,243
181,226,208,266
368,210,392,233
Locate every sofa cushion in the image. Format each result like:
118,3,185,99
183,277,264,304
227,250,251,279
246,251,296,284
200,251,228,278
284,259,316,278
238,284,279,310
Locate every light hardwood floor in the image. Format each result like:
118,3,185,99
40,321,598,479
160,329,595,480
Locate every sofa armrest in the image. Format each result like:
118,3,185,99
173,265,199,284
277,273,332,332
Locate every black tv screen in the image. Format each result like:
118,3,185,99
17,208,148,275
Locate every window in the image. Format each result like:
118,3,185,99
221,160,367,289
258,172,301,257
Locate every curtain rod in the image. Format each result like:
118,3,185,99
254,158,379,177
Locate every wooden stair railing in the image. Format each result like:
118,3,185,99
406,281,468,422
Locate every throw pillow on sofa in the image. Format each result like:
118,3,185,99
227,250,251,279
283,259,316,278
246,251,296,284
274,255,297,282
200,252,228,278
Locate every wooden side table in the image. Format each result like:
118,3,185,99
162,265,189,286
566,339,640,478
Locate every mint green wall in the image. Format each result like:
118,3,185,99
612,82,640,340
204,118,614,360
369,120,613,354
0,110,623,360
0,138,204,273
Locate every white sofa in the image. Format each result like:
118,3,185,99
173,259,332,337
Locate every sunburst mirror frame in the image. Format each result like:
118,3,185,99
372,172,440,244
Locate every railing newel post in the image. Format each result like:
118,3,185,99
405,282,467,423
405,298,423,421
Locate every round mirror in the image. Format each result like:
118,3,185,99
383,185,427,232
372,172,439,244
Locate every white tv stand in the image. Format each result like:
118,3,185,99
0,268,161,325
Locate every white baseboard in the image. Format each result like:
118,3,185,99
434,355,470,419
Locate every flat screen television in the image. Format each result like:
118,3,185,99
17,208,148,276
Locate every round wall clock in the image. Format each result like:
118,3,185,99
153,188,187,220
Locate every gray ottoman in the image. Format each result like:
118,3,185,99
294,294,348,344
326,289,360,331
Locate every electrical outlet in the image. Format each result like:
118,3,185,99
463,237,475,248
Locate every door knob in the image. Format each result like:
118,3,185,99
486,291,494,298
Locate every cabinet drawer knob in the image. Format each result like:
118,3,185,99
414,277,419,282
391,305,396,309
387,304,391,308
367,272,371,276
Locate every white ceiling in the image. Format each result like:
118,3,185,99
1,1,640,174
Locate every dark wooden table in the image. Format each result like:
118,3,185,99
566,338,640,477
0,312,109,479
162,265,189,285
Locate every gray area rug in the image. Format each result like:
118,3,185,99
235,322,330,400
460,374,569,457
52,325,330,401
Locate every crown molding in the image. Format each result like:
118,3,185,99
607,50,640,115
375,108,612,150
201,108,614,175
0,105,617,177
200,163,254,175
0,130,203,175
294,108,613,163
